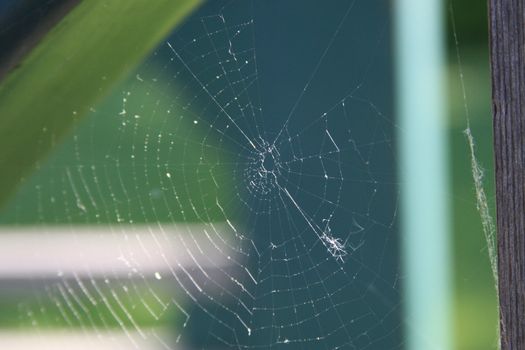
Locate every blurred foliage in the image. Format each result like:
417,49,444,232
0,0,201,208
0,285,182,329
446,0,498,343
448,50,498,349
447,0,488,48
446,1,497,350
0,70,234,224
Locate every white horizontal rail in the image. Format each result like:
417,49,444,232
0,224,235,280
0,329,179,350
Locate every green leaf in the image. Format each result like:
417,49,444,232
0,0,201,207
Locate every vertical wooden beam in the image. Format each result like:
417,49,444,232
490,1,525,348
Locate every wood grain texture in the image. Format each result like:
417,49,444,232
489,0,525,348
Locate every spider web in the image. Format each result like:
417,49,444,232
0,1,401,349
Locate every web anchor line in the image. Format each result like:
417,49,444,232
271,0,356,146
167,41,258,151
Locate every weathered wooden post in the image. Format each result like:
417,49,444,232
489,0,525,348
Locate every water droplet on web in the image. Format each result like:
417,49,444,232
154,272,162,280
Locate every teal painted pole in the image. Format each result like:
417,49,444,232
395,0,452,349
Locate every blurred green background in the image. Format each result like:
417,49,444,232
0,0,499,348
446,1,498,349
